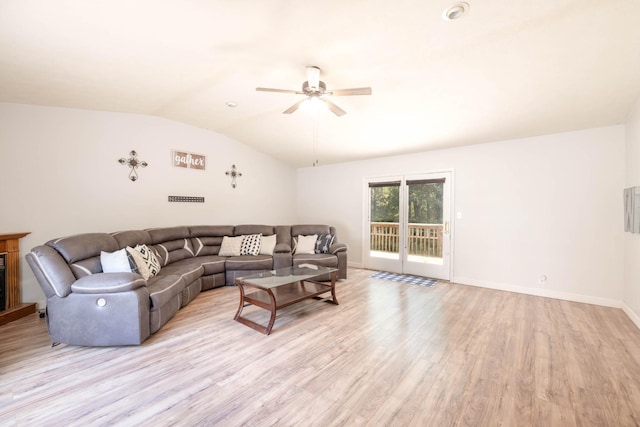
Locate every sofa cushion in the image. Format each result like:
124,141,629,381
291,224,331,237
47,233,119,264
111,229,152,249
234,224,274,236
225,255,273,271
189,225,234,256
191,236,223,256
201,259,226,275
146,262,203,310
147,226,191,243
48,233,119,278
144,227,195,266
170,256,226,276
292,254,338,269
147,273,189,310
189,225,235,237
150,238,194,266
68,256,103,279
240,234,262,256
154,263,203,286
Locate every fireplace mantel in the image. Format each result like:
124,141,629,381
0,232,36,326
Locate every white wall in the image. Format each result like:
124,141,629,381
2,101,631,314
624,97,640,328
297,126,625,306
0,103,297,307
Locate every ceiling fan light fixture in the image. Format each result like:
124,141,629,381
443,2,469,20
301,96,328,115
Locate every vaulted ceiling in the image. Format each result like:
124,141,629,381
1,0,639,166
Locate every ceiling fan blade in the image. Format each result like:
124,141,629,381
330,87,372,96
283,98,307,114
321,98,347,117
256,87,299,94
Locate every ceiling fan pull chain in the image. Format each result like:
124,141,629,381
313,118,319,167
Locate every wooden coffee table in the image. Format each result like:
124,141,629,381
234,265,338,334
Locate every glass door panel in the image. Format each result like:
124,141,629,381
365,179,403,274
403,173,451,279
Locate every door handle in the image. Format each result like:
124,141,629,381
444,221,450,234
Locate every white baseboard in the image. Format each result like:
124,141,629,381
347,261,364,269
452,276,622,308
622,303,640,330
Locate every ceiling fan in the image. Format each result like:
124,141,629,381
256,66,372,117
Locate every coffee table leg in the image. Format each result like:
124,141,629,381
330,271,339,305
234,281,278,335
264,289,277,335
234,281,247,321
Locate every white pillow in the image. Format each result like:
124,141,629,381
260,234,277,255
101,249,132,273
218,236,243,256
294,234,318,255
126,246,151,280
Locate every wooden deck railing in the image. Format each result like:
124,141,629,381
370,222,443,257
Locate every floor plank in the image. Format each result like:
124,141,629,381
1,268,640,426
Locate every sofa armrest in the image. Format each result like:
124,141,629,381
330,242,348,254
274,243,291,254
70,273,146,294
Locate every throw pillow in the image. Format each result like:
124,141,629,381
315,233,335,254
218,236,243,256
259,234,277,255
126,246,151,280
126,251,140,274
134,244,161,277
100,249,132,273
294,234,318,255
240,234,262,256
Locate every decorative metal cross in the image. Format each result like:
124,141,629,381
225,164,242,188
118,150,148,181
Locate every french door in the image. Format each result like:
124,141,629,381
364,171,452,280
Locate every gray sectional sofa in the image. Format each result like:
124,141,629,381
26,224,347,346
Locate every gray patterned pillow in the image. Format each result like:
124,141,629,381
315,234,335,254
240,234,262,256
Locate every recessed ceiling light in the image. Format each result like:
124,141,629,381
226,101,237,108
443,2,469,20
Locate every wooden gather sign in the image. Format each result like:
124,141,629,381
172,150,205,170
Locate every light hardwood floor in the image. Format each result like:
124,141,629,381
2,268,640,426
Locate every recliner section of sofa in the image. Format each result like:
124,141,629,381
26,224,347,347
